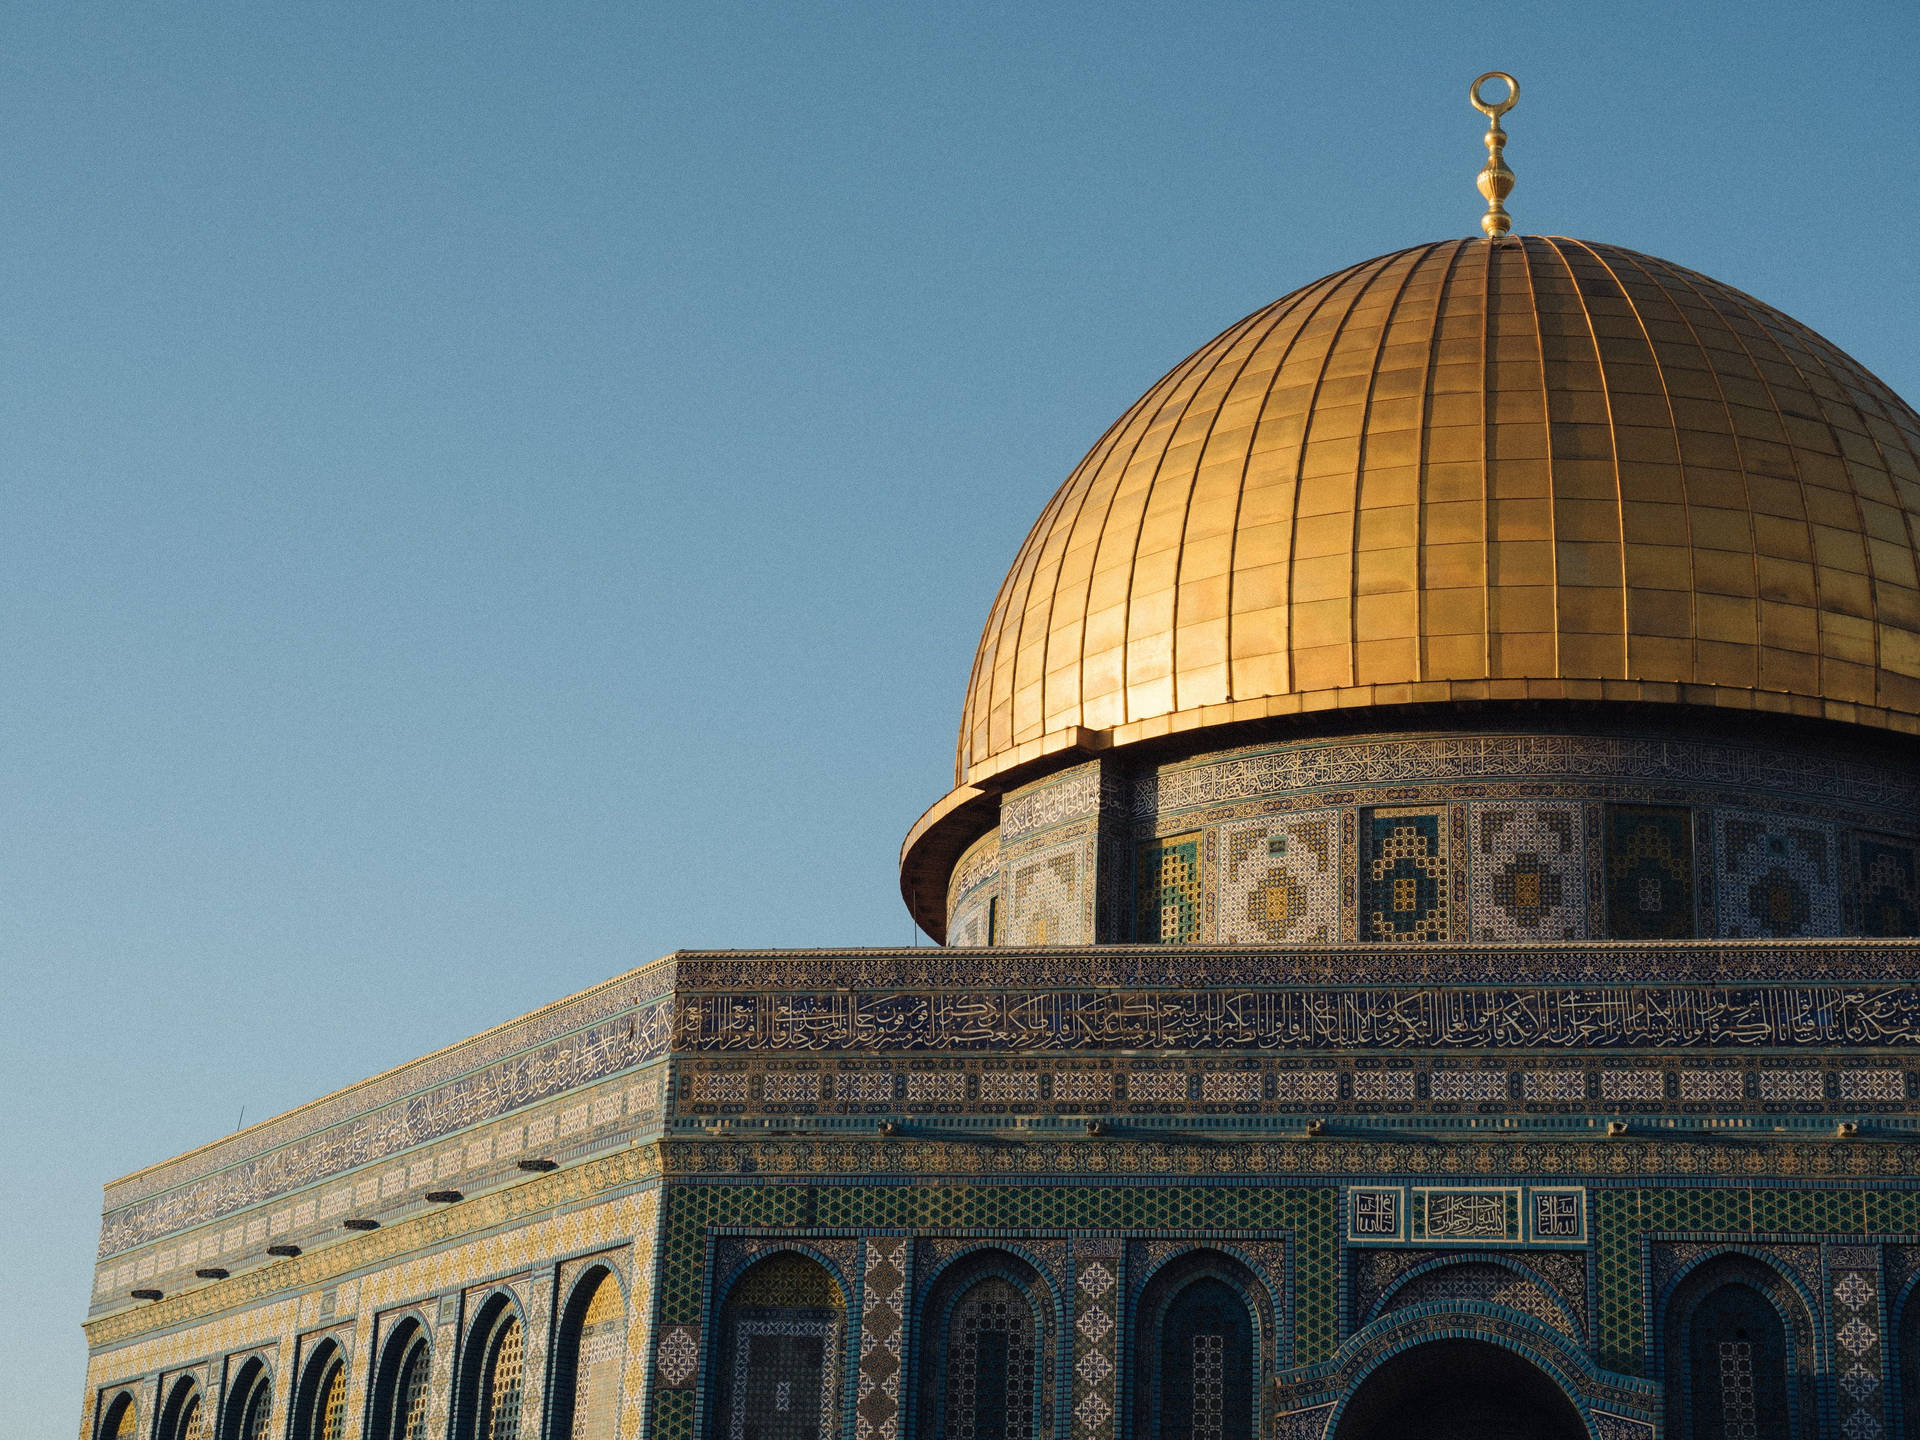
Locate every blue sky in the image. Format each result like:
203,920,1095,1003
3,2,1917,1430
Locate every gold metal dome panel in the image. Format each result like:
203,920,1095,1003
955,237,1920,788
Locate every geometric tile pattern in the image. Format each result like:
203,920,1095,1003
1361,810,1447,942
1828,1249,1884,1440
1378,1259,1573,1337
854,1237,908,1440
1006,839,1086,947
1216,813,1341,945
1468,802,1585,941
1716,812,1838,939
1071,1240,1121,1440
1605,805,1695,939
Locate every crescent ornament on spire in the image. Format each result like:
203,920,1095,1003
1470,71,1519,238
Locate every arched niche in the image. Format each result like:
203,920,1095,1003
552,1264,627,1440
159,1376,211,1440
1661,1253,1813,1440
292,1339,349,1440
369,1316,433,1440
97,1389,139,1440
712,1250,847,1440
456,1292,529,1440
1132,1248,1263,1440
221,1357,274,1440
1331,1337,1587,1440
916,1247,1054,1440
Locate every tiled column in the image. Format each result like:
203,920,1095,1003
855,1236,910,1440
1070,1238,1122,1440
1828,1245,1886,1440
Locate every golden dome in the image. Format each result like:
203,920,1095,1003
955,236,1920,788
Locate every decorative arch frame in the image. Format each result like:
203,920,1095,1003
220,1355,275,1440
550,1261,630,1440
290,1336,349,1440
1267,1302,1655,1440
455,1288,530,1440
368,1313,433,1440
702,1244,854,1440
1127,1246,1268,1440
1365,1252,1584,1338
96,1388,139,1440
1654,1247,1818,1440
1322,1310,1605,1440
910,1243,1063,1440
1127,1241,1283,1362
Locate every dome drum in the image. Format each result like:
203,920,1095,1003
923,709,1920,947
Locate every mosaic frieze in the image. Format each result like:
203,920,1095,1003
101,1010,670,1261
946,831,1001,948
1859,835,1920,938
1137,730,1920,820
1468,801,1588,941
1361,809,1448,942
672,941,1920,991
97,1061,667,1290
105,961,677,1212
1605,805,1695,940
1216,812,1341,945
1715,811,1839,939
1001,759,1114,841
673,983,1920,1054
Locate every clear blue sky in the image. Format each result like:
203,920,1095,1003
3,2,1916,1430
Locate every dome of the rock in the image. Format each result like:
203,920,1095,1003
903,237,1920,941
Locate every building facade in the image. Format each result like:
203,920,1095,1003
81,233,1920,1440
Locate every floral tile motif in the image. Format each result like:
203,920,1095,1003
1468,802,1586,941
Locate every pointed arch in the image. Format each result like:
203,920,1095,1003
456,1291,529,1440
1132,1248,1262,1440
552,1264,628,1440
916,1247,1055,1440
159,1376,212,1440
711,1250,847,1440
292,1338,350,1440
97,1389,140,1440
1660,1252,1813,1440
370,1315,434,1440
221,1357,274,1440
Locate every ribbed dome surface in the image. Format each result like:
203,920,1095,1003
957,237,1920,787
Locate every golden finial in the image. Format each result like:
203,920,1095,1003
1469,71,1519,240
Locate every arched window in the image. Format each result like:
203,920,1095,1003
552,1267,627,1440
714,1251,846,1440
293,1341,349,1440
159,1378,212,1440
97,1391,139,1440
458,1296,529,1440
1134,1253,1259,1440
370,1319,433,1440
919,1251,1051,1440
1684,1282,1790,1440
223,1359,274,1440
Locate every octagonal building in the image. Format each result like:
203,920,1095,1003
80,230,1920,1439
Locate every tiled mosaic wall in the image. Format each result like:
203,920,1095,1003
948,728,1920,945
